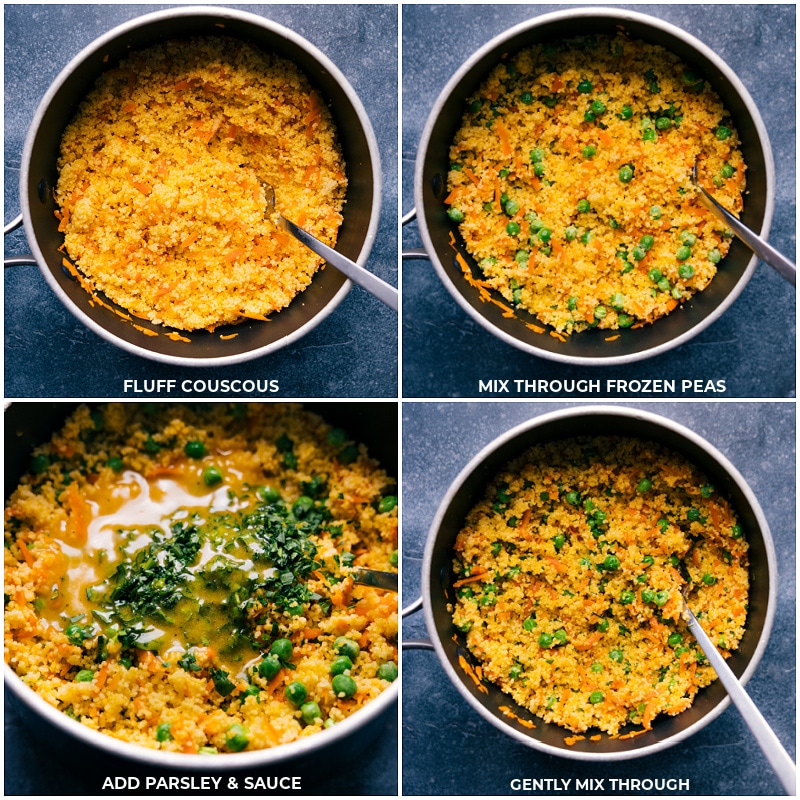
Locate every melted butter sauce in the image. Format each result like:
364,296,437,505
47,462,270,674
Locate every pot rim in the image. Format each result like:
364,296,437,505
413,6,776,365
4,661,398,770
420,404,777,761
18,5,382,367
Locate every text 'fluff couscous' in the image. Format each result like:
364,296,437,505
5,404,397,754
56,37,347,331
451,436,748,735
447,34,745,335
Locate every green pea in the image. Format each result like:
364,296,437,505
509,664,523,679
637,478,652,493
680,231,697,246
378,495,398,513
687,508,701,522
530,147,545,163
584,110,596,122
609,648,623,663
731,524,743,539
567,296,578,311
610,292,625,311
257,655,282,680
619,165,634,183
648,268,662,283
332,674,357,699
300,701,322,725
553,533,566,552
469,99,482,114
590,662,603,673
676,246,692,261
75,669,94,682
650,205,662,219
333,637,360,662
642,128,657,142
702,573,717,585
618,104,633,120
654,590,669,607
657,277,671,292
538,227,552,243
30,453,51,474
632,245,646,261
106,456,124,472
292,495,315,518
504,198,520,215
640,234,654,251
678,263,695,280
258,485,281,503
377,662,398,682
707,249,721,264
330,656,354,676
590,99,606,115
655,117,672,130
565,491,580,506
721,163,735,179
716,125,732,140
447,207,464,223
668,633,682,647
596,618,610,632
523,617,537,632
619,590,635,604
577,79,593,93
562,224,577,242
327,428,347,447
589,690,604,704
641,588,656,603
520,91,534,105
594,305,607,320
506,221,520,236
202,466,223,486
156,722,173,742
538,632,554,647
554,629,567,645
226,723,249,752
603,554,620,570
577,199,591,214
582,144,597,158
285,681,307,706
269,638,293,662
618,314,634,328
184,440,206,459
515,250,530,264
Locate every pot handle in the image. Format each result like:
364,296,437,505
402,595,423,618
401,206,431,261
402,638,434,651
4,213,37,268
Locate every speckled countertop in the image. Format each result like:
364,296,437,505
402,4,796,398
401,401,795,796
4,3,398,399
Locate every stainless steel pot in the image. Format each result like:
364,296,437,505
410,405,776,760
7,6,381,366
4,401,398,774
411,7,775,364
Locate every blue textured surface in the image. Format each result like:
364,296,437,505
402,4,796,399
4,4,398,399
401,401,795,795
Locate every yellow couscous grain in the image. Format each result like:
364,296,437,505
450,436,748,735
56,37,347,331
447,34,745,334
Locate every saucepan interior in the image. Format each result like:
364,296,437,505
422,406,775,760
4,401,398,772
20,6,380,366
414,8,773,364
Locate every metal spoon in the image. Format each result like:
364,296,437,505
679,576,795,794
350,567,398,592
262,181,398,311
690,163,795,286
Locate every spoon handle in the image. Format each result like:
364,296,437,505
696,188,796,286
277,215,399,311
685,607,796,794
349,568,398,592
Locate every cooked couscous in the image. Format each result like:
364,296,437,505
56,37,347,331
450,436,748,735
446,34,746,334
5,404,397,753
